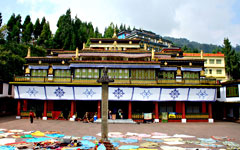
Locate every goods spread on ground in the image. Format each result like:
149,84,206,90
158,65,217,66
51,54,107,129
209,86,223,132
0,128,239,149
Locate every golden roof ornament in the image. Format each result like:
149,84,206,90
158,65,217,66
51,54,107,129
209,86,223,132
112,28,117,38
75,47,79,58
27,47,31,58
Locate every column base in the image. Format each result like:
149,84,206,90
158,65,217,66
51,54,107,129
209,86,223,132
154,119,160,123
42,117,47,120
181,118,187,123
69,118,75,121
208,118,214,123
16,116,21,119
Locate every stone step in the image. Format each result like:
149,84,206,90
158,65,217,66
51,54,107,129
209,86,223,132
95,119,136,124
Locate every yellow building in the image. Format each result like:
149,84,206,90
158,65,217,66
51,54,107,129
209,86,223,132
183,51,228,83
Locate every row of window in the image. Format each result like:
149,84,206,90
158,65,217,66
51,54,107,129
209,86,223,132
30,69,202,79
205,59,222,64
205,69,222,75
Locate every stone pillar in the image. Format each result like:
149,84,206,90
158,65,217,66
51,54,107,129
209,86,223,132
23,100,28,111
128,101,132,119
181,101,186,123
154,102,159,123
70,100,75,121
208,102,214,123
16,100,21,119
202,102,206,113
98,101,101,119
43,100,47,120
97,68,114,144
101,83,109,141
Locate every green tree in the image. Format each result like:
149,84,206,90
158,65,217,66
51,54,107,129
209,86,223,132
38,22,52,48
22,22,33,43
53,9,73,49
0,12,2,27
33,18,41,40
40,17,46,32
104,22,114,38
22,15,31,32
94,27,102,38
222,38,239,79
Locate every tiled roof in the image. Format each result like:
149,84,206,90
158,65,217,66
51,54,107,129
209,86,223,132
183,53,224,57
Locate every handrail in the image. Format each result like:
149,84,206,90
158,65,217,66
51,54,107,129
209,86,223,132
14,76,216,85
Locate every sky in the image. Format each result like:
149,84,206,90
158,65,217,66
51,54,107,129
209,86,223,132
1,0,240,46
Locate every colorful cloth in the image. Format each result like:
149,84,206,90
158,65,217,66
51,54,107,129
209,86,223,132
82,136,96,140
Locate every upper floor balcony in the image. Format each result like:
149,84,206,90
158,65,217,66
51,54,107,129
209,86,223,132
14,76,217,85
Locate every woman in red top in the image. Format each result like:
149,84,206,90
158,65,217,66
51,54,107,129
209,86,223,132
29,110,34,123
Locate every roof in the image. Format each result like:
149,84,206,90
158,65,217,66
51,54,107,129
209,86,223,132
183,53,224,57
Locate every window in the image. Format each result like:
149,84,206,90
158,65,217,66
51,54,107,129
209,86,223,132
182,72,199,79
226,85,239,97
205,69,208,74
209,59,215,64
216,59,222,64
54,70,71,77
216,70,222,74
158,71,175,79
209,69,212,74
31,69,47,76
105,69,129,79
75,68,99,79
204,59,207,64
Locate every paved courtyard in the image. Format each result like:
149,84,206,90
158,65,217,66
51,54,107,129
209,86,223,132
0,116,240,149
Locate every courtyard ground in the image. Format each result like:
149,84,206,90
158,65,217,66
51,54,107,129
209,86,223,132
0,116,240,149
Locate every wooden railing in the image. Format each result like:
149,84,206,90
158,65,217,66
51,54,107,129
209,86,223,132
14,76,216,85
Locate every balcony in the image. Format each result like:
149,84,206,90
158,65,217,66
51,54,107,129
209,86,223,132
14,76,216,85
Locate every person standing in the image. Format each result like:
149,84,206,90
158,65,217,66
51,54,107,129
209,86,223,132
29,110,35,123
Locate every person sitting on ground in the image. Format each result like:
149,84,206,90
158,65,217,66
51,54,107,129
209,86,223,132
83,112,90,123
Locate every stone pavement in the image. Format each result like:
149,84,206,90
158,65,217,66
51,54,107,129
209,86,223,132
0,116,240,149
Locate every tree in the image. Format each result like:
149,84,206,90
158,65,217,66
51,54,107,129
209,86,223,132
38,22,52,48
0,12,2,27
104,22,114,38
222,38,240,79
22,22,33,43
22,15,31,32
40,17,46,32
33,18,41,40
6,14,22,43
53,9,73,49
94,27,102,38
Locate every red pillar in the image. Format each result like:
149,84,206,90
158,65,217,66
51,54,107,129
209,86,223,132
155,102,159,119
70,100,74,117
17,100,21,116
74,101,76,113
182,101,186,119
98,100,101,119
47,100,54,111
43,100,47,117
23,100,28,111
176,101,182,113
208,102,212,118
202,102,206,113
128,101,132,119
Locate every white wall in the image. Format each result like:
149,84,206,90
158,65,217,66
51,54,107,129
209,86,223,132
217,84,240,102
0,83,14,98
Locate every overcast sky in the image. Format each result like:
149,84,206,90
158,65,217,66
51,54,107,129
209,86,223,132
1,0,240,46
